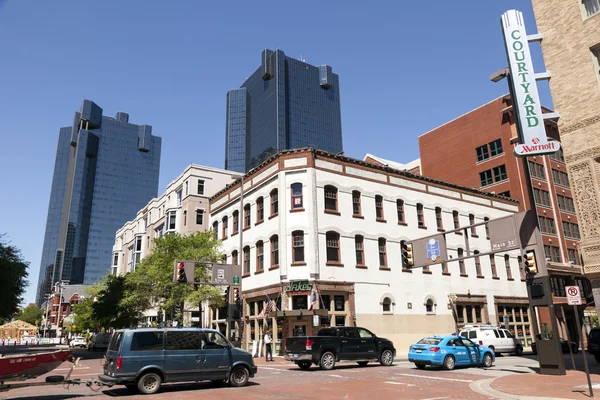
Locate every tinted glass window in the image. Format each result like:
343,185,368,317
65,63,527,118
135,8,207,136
447,338,463,346
417,338,442,345
358,329,374,339
463,339,476,347
469,331,477,339
459,331,467,337
166,331,201,350
503,330,514,338
493,330,500,338
498,330,505,338
108,332,123,352
343,329,359,338
131,331,164,351
318,328,337,337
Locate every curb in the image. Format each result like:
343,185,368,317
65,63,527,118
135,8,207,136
469,377,574,400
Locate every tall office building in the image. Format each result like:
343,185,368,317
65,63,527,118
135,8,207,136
225,49,343,172
36,100,161,305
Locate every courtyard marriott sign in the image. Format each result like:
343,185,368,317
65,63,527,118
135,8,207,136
501,10,561,157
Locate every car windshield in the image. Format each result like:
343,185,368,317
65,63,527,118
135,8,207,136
417,338,442,345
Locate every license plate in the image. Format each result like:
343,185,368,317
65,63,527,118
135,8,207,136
415,349,422,353
293,354,299,358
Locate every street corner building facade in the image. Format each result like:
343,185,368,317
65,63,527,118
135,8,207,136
531,1,600,286
209,148,533,357
111,164,239,324
36,100,162,306
225,49,343,173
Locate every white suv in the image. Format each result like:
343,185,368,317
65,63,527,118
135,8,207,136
70,336,87,348
459,325,523,356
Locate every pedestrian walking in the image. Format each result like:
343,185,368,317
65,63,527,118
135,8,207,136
264,330,273,361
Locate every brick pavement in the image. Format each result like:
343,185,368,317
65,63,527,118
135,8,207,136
490,370,600,400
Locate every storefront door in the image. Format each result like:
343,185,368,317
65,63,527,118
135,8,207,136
292,322,308,337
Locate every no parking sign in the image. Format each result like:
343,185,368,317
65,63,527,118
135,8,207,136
566,286,582,305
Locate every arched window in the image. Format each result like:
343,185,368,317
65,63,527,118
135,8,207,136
469,214,477,236
291,183,303,210
417,203,425,227
243,246,250,275
458,248,466,275
484,217,490,239
270,235,279,268
375,195,384,220
270,189,279,216
326,231,341,264
212,221,218,240
397,200,405,223
453,210,460,230
244,204,251,229
425,298,435,314
382,297,392,313
355,235,364,266
256,197,264,223
435,207,443,230
292,231,305,263
324,185,338,212
474,250,482,276
352,191,362,216
505,254,512,280
232,250,238,265
378,238,387,268
256,241,264,272
222,216,228,238
232,210,239,234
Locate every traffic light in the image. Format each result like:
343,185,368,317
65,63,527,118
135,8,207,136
224,286,230,304
176,262,187,283
233,288,240,303
401,241,414,267
524,250,537,275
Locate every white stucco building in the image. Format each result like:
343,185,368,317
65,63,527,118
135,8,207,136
209,148,532,355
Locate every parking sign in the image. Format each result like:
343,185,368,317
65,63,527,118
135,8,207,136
566,286,582,305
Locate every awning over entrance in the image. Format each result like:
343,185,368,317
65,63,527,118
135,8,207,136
268,309,329,318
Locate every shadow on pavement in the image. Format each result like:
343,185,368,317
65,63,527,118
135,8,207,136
4,395,89,400
284,363,384,372
103,381,259,396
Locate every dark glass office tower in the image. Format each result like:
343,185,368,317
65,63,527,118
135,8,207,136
35,100,161,305
225,49,343,172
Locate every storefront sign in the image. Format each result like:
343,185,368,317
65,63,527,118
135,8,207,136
501,9,561,157
313,315,319,327
286,281,313,295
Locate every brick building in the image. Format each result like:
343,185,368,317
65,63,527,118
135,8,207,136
531,1,600,308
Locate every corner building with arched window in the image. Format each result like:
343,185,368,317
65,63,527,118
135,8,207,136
209,148,532,356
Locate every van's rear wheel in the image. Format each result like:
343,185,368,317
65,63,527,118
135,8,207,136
137,372,161,395
298,361,312,370
319,351,336,370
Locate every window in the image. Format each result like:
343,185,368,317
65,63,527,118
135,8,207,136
474,251,482,276
256,241,264,272
544,245,552,260
244,204,251,229
382,297,392,313
552,246,561,263
133,236,142,269
222,216,228,238
518,256,525,280
197,180,205,195
131,331,163,351
557,195,576,213
504,255,513,280
292,231,305,263
479,170,493,187
166,331,201,350
256,197,264,223
324,185,338,212
469,214,477,236
270,235,279,268
355,235,364,266
395,199,405,223
183,210,187,226
417,203,425,227
533,189,551,207
529,161,545,180
476,144,489,161
538,216,556,234
552,169,570,187
196,210,204,225
484,217,490,239
232,250,238,265
378,238,387,268
583,0,600,17
292,295,307,310
270,189,279,216
425,299,435,314
489,139,503,157
353,191,362,216
176,189,182,206
493,165,508,182
291,183,303,209
549,148,565,162
232,210,239,234
166,210,177,231
243,246,250,274
375,195,384,220
212,221,218,240
568,249,579,264
498,191,511,198
563,222,580,239
453,211,460,230
435,207,443,230
490,254,497,278
113,253,119,266
155,224,164,238
326,232,341,263
458,248,466,275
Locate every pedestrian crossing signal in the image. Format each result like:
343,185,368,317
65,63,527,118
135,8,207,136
402,241,414,267
524,250,537,275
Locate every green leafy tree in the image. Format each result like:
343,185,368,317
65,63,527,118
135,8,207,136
71,279,105,332
124,232,224,319
16,304,43,326
92,274,141,329
0,234,29,321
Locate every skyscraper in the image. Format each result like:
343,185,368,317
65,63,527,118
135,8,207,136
225,49,343,172
36,100,161,305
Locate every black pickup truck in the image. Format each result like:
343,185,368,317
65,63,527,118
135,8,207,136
284,326,396,370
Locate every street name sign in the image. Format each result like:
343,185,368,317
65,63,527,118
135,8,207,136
501,10,561,157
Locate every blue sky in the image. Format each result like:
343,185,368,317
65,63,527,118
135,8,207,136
0,1,551,305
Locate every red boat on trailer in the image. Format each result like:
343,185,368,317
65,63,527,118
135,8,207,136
0,348,73,382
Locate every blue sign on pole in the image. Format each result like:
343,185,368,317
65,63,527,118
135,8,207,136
426,239,441,262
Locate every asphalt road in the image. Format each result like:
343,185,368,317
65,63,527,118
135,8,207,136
2,349,598,400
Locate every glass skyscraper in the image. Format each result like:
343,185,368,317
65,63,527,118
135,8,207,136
225,49,343,172
36,100,161,305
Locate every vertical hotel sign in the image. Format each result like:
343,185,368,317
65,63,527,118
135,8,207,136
501,10,561,157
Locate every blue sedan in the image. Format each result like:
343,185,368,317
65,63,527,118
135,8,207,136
408,335,495,370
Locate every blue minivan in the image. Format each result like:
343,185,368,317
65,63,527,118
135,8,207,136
99,328,257,394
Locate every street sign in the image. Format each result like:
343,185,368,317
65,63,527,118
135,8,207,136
411,234,448,268
426,239,441,262
313,315,319,327
566,286,582,305
488,214,521,252
501,10,561,157
233,275,240,285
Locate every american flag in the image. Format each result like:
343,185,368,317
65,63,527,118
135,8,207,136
258,296,275,318
308,290,317,311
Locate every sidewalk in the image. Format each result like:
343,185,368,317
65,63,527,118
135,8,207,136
477,370,600,400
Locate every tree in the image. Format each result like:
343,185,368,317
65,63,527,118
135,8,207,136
123,232,224,320
0,234,29,322
92,275,141,329
16,304,43,326
72,279,105,332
